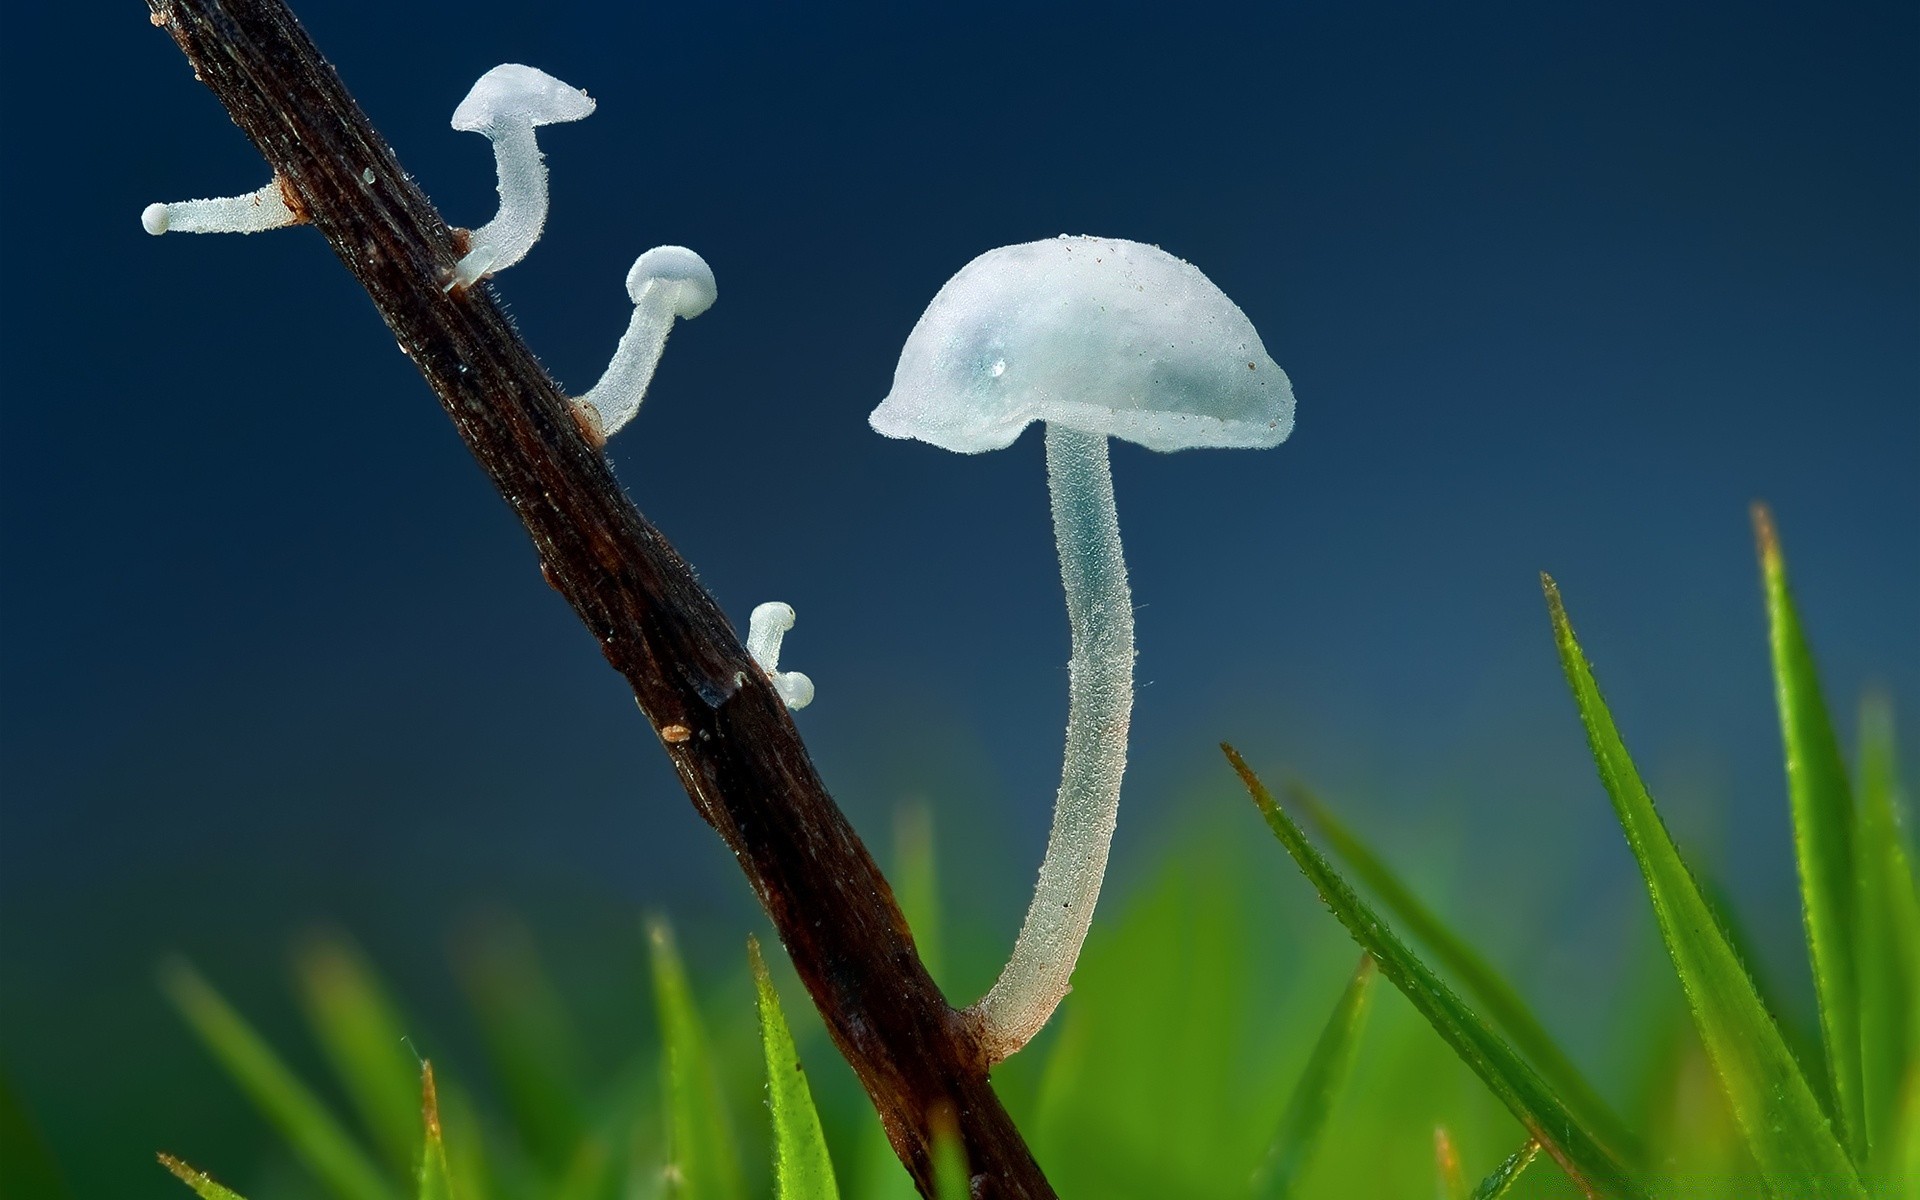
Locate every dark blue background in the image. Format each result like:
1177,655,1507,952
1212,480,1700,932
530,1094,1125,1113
2,0,1914,1191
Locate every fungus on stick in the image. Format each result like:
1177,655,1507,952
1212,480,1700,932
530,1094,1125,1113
870,234,1295,1063
574,246,717,442
447,64,595,289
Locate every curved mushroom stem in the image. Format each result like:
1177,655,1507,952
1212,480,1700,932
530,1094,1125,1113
965,423,1133,1063
451,120,547,288
575,278,678,438
747,601,816,710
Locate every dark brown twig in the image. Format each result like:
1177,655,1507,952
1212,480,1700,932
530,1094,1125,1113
142,1,1053,1194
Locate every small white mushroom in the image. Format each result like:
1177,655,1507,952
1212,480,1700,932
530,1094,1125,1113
872,234,1295,1064
141,177,302,236
447,64,595,289
573,246,717,441
746,601,814,710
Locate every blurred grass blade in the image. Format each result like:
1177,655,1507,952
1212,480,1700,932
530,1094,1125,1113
1252,952,1378,1199
0,1064,69,1200
1469,1139,1540,1200
454,918,587,1173
1544,574,1865,1196
417,1063,452,1200
649,919,747,1200
295,931,421,1176
1223,746,1647,1198
851,806,946,1200
749,937,841,1200
1858,694,1919,1170
158,1154,250,1200
1290,782,1641,1163
161,961,396,1200
1755,504,1864,1158
929,1106,969,1200
1433,1126,1466,1200
894,803,945,983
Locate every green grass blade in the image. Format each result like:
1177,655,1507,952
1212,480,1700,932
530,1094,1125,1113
1755,504,1865,1159
1468,1139,1540,1200
417,1063,452,1200
1433,1126,1466,1200
649,919,747,1200
454,919,587,1175
295,932,422,1177
161,961,397,1200
1252,952,1378,1198
1544,574,1865,1196
158,1154,250,1200
1858,694,1919,1172
0,1063,69,1200
1290,782,1641,1164
929,1108,969,1200
748,937,841,1200
894,803,945,984
1223,746,1647,1198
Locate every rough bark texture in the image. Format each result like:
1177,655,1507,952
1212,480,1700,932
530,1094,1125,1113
143,1,1054,1194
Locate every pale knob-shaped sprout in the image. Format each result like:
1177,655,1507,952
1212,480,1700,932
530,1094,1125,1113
447,64,595,289
871,234,1294,1064
746,601,814,710
574,246,717,442
141,177,302,236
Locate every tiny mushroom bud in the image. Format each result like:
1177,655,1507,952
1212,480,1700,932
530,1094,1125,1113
746,601,815,711
871,234,1294,1064
447,64,595,289
573,246,717,441
141,177,303,236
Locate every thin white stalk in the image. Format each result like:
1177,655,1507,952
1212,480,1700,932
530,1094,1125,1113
967,422,1133,1063
141,178,300,236
452,121,545,288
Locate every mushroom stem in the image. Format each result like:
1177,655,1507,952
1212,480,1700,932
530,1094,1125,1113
574,247,716,441
966,423,1133,1063
141,177,301,236
747,601,816,710
452,120,547,288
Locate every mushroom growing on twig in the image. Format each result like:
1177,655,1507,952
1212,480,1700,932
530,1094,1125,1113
141,177,303,236
447,64,595,290
871,234,1295,1064
573,246,717,442
746,601,815,710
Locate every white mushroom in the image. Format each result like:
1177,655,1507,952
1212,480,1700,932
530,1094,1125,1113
746,601,814,710
871,234,1294,1064
447,64,595,289
140,177,302,236
573,246,717,441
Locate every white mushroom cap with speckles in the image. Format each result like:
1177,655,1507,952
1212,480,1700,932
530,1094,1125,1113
869,235,1294,455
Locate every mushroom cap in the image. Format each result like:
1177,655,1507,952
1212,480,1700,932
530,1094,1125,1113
870,235,1294,454
627,246,718,319
451,64,596,132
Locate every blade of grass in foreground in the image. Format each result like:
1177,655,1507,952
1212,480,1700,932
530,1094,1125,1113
159,1154,250,1200
454,919,587,1175
1754,504,1864,1160
1469,1140,1541,1200
1252,952,1378,1199
1545,574,1864,1196
161,961,396,1200
650,919,747,1200
416,1063,452,1200
1289,782,1641,1165
1857,694,1920,1171
930,1107,970,1200
1224,746,1646,1198
295,932,422,1177
749,936,841,1200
